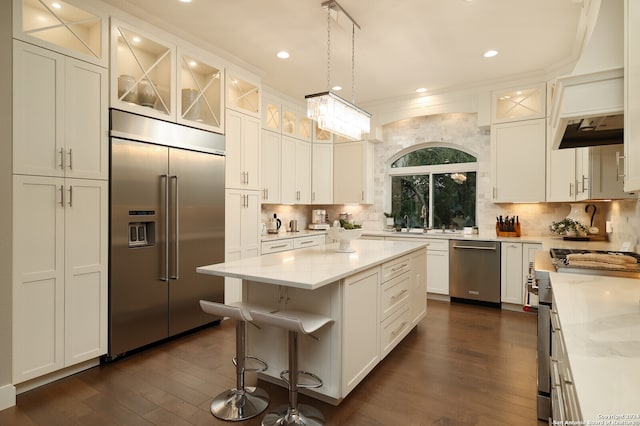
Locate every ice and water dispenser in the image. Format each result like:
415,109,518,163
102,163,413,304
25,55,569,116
128,211,156,248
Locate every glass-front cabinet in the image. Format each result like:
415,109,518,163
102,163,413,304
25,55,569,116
14,0,107,66
111,20,175,121
178,48,224,133
226,72,260,117
263,99,281,132
492,83,546,124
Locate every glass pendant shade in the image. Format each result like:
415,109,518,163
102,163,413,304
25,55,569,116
306,91,371,140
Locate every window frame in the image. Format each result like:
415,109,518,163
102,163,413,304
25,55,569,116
386,143,478,229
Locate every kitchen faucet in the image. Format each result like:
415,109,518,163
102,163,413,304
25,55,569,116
404,215,409,230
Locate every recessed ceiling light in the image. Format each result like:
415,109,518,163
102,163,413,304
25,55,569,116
189,60,197,67
179,0,192,3
332,85,342,91
51,2,62,8
416,87,427,93
276,51,290,59
132,36,141,43
483,50,498,58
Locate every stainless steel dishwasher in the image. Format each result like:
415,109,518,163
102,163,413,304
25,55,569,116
449,240,501,306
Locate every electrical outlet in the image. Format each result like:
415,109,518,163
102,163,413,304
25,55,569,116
620,241,632,252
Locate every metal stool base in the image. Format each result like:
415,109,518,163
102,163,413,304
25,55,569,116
210,386,270,421
261,403,325,426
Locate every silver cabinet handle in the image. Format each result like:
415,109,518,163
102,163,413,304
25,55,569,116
270,244,288,249
68,148,73,170
391,321,408,336
68,185,73,207
391,263,408,272
170,175,179,279
299,240,313,245
59,148,64,170
616,151,625,181
312,191,315,202
59,184,64,207
160,174,169,282
569,182,573,197
581,175,588,193
391,289,408,300
361,190,364,201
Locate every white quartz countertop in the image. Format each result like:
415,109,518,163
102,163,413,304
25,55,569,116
197,239,427,290
549,270,640,421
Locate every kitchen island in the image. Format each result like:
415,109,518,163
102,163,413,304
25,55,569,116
197,239,427,404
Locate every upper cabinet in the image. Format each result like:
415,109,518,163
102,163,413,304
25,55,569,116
177,48,224,133
226,71,260,117
491,118,546,203
334,140,374,204
13,40,108,180
624,0,640,192
492,83,546,124
13,0,108,67
111,20,176,122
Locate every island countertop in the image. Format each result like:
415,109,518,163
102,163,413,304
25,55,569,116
197,239,427,290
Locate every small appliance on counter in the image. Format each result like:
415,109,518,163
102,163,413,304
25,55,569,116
309,209,330,230
267,213,282,234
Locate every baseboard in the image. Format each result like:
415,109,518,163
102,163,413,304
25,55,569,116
0,384,16,410
15,358,100,395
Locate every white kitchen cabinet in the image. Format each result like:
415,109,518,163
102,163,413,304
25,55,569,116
425,238,449,295
224,189,261,303
501,242,541,305
13,40,108,180
263,97,281,132
226,71,260,117
574,144,633,200
260,130,281,203
547,146,577,202
492,83,546,124
13,175,108,384
624,0,640,192
111,20,176,121
226,109,261,191
491,118,546,203
333,140,374,204
261,239,294,255
177,46,224,133
13,0,108,67
342,268,380,395
281,136,311,204
313,121,333,143
311,142,333,204
410,248,427,326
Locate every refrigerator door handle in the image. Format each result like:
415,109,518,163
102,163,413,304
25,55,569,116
170,175,180,280
160,174,169,282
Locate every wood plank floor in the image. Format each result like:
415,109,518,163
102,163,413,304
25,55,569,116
1,300,548,425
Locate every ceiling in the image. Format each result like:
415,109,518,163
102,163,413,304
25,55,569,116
100,0,586,105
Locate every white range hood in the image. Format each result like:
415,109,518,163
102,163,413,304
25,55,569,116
550,0,624,150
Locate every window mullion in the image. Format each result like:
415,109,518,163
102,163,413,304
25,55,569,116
429,173,434,229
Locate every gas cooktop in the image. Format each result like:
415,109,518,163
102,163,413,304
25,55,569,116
549,248,640,278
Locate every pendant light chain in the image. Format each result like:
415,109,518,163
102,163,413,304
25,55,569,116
327,3,331,91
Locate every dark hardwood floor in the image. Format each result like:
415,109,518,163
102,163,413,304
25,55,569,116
1,300,548,425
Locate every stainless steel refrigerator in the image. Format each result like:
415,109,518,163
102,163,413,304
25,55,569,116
108,109,225,358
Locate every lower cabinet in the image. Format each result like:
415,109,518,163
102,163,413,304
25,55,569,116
225,189,260,304
13,175,108,384
425,238,450,295
244,247,426,402
501,242,541,304
260,234,325,255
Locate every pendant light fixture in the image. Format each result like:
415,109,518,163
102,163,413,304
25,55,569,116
306,0,371,141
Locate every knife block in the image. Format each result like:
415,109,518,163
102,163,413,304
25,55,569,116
496,222,521,237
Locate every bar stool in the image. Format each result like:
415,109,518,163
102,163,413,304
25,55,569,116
250,308,334,426
199,300,270,421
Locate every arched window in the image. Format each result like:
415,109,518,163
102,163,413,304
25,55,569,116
388,146,477,230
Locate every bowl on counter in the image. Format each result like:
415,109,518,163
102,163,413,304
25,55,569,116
328,227,363,253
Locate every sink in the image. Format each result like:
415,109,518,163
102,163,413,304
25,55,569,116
426,229,462,235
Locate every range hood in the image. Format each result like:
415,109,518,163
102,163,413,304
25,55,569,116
550,0,624,150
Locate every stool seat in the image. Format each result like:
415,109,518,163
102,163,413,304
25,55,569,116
249,309,333,336
200,300,270,422
250,308,333,426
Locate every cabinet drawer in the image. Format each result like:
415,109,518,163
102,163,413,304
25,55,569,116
424,238,449,252
380,272,410,320
261,239,294,254
380,306,411,359
381,254,411,282
293,235,324,249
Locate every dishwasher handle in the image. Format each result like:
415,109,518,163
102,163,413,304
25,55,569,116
452,244,497,251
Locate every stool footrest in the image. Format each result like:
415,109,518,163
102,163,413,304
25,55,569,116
233,355,268,373
280,369,323,389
